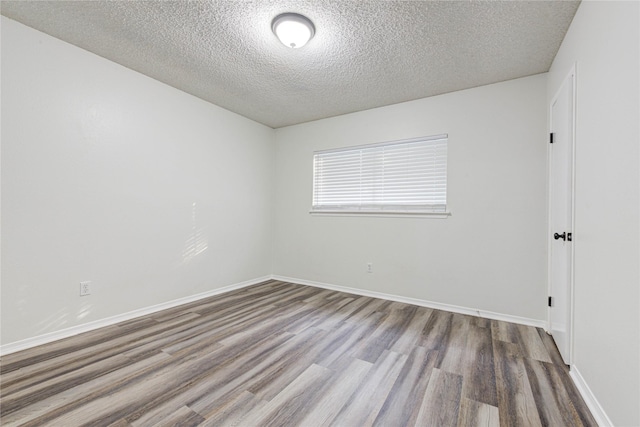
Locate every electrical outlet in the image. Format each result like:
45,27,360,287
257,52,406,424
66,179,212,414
80,281,91,296
367,262,373,273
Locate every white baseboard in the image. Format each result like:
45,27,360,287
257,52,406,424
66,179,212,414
271,275,547,329
569,366,613,427
0,275,271,356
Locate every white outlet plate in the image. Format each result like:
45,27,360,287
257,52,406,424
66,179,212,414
367,262,373,273
80,281,91,296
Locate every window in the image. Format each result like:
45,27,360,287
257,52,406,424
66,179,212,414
312,134,448,216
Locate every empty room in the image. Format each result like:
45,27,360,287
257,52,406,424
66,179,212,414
1,1,638,426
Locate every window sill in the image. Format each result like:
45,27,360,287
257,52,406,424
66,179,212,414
309,210,451,219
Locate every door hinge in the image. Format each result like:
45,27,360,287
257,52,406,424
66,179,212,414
550,133,554,144
548,296,553,307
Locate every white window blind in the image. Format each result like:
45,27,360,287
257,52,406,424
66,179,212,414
312,135,448,214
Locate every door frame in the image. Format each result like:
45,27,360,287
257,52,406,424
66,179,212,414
547,64,577,366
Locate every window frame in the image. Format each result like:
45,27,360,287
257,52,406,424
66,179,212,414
310,134,450,218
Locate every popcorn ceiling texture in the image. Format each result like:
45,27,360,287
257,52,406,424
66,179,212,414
1,0,579,128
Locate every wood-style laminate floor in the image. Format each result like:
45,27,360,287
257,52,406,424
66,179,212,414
1,280,596,427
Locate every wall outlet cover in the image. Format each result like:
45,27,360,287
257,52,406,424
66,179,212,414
80,281,91,296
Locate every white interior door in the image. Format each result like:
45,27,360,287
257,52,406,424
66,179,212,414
549,69,575,365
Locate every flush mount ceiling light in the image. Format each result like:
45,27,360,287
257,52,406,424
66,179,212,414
272,13,315,49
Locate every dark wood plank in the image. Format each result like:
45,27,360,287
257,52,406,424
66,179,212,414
537,328,568,368
491,319,519,343
493,339,543,427
463,324,498,406
524,359,598,427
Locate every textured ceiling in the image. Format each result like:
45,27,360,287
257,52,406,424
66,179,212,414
1,1,580,128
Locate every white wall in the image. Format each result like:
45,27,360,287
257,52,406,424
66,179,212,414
4,6,637,423
1,17,274,346
548,2,639,425
273,74,548,321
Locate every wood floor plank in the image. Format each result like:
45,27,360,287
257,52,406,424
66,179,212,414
0,324,123,375
314,311,387,369
388,306,433,355
1,281,596,427
493,340,543,427
514,324,553,363
154,405,205,427
372,346,439,426
342,297,391,324
296,357,372,426
418,309,454,351
157,302,288,356
131,327,313,422
463,324,498,406
415,368,464,427
471,316,492,329
1,353,133,415
524,359,598,427
490,319,519,344
17,342,231,426
553,368,599,427
456,397,500,427
436,313,472,375
536,328,569,368
105,418,132,427
241,330,340,401
351,305,419,363
3,296,283,397
1,351,173,426
188,328,327,415
312,296,369,331
239,363,333,426
280,298,348,335
198,391,268,427
331,349,408,427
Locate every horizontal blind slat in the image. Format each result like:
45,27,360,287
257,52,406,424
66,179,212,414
313,136,447,210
